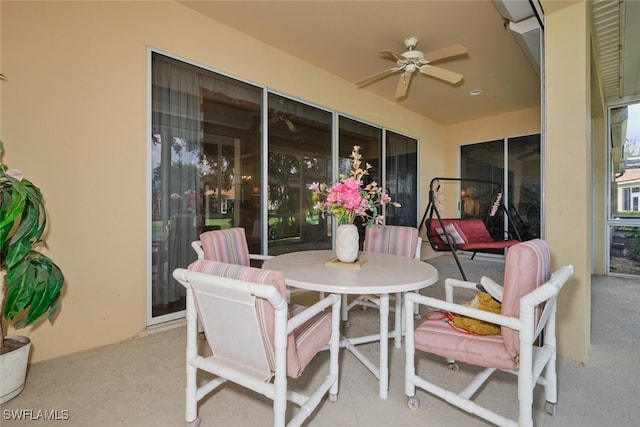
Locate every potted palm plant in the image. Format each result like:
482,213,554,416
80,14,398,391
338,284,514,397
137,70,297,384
0,140,65,403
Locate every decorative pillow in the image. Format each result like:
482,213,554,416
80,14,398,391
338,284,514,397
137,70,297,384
435,223,466,245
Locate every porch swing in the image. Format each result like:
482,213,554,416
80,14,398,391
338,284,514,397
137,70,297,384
419,177,522,280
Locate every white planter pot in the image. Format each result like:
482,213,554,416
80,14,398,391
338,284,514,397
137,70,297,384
335,223,360,263
0,335,31,404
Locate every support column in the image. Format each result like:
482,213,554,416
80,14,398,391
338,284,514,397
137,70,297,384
544,1,591,362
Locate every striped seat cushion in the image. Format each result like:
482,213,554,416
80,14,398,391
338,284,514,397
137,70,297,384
363,225,419,258
414,319,517,370
199,228,251,266
188,259,331,378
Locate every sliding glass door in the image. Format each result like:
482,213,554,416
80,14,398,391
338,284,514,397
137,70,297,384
460,133,540,249
385,131,418,227
150,53,262,322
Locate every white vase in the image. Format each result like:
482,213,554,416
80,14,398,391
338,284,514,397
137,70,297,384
0,335,31,404
335,223,359,263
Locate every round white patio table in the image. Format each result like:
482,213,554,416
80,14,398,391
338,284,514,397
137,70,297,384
263,249,438,399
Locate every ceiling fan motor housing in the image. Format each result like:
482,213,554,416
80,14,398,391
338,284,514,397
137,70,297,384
402,50,425,61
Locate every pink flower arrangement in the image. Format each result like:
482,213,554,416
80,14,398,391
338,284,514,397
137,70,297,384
309,145,399,225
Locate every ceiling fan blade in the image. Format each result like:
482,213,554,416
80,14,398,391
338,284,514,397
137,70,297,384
355,67,401,87
284,119,298,133
419,65,463,84
422,44,467,63
395,71,414,98
379,50,406,61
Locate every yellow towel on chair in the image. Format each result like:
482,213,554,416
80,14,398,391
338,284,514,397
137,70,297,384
452,292,502,335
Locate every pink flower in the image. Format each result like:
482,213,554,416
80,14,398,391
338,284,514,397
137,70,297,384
6,169,24,181
327,179,362,210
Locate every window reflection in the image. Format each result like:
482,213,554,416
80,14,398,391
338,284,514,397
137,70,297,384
386,131,418,227
151,53,262,321
267,94,332,254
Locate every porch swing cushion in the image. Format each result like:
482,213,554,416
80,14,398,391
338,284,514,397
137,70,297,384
427,218,519,251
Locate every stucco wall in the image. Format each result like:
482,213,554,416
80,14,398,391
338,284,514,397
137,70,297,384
544,2,592,361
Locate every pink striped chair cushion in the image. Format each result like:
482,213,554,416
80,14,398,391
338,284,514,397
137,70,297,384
188,259,331,379
199,228,251,266
363,225,419,258
413,239,551,370
501,239,550,358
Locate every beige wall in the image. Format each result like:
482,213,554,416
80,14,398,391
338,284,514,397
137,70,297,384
0,1,445,363
443,106,541,172
544,2,591,361
1,0,595,364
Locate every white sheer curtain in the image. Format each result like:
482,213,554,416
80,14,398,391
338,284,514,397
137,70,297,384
151,56,200,307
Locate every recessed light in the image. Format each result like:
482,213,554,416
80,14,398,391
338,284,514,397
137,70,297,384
469,89,483,96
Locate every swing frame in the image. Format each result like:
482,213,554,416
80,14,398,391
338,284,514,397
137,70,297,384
419,177,522,280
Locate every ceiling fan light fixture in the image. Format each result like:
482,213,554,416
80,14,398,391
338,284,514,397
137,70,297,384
355,37,467,98
469,89,483,96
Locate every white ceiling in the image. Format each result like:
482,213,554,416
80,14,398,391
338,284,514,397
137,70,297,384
180,1,639,125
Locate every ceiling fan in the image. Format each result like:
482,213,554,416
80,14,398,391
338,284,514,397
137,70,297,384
355,37,467,98
268,114,299,133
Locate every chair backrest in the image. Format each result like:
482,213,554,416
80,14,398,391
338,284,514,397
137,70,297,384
363,224,420,259
198,227,251,266
187,259,302,378
501,239,551,357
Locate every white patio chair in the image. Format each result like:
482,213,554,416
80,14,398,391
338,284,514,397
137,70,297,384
404,239,574,427
173,259,341,427
342,224,423,326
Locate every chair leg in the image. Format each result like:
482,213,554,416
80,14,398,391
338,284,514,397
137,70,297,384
543,354,558,415
185,290,200,425
185,363,199,425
